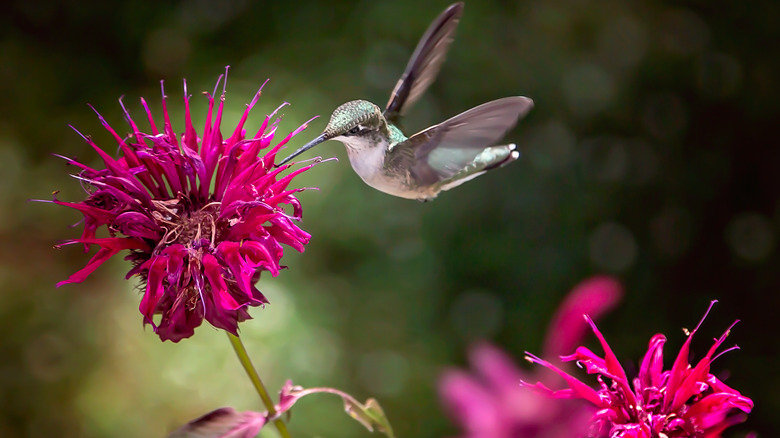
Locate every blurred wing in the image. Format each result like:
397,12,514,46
402,96,533,184
383,2,464,123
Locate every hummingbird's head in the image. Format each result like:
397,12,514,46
277,100,386,166
323,100,385,139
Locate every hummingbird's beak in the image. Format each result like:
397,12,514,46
276,133,329,166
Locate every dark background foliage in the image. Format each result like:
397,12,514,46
0,0,777,436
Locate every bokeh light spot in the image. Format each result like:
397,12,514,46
589,222,638,271
650,206,693,259
582,137,628,182
726,212,775,262
562,63,616,118
696,52,743,98
358,350,409,397
289,329,342,378
448,289,505,340
526,120,576,172
625,139,659,185
642,92,687,139
598,15,648,72
657,9,710,55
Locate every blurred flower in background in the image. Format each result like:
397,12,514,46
439,276,622,438
525,301,753,437
45,71,318,342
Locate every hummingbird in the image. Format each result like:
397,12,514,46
278,2,533,201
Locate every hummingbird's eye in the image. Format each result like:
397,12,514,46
348,126,360,135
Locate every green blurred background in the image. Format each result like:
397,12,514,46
1,0,777,436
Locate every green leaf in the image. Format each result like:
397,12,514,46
342,397,395,438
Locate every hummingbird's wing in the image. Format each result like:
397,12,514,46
383,2,464,124
393,97,533,186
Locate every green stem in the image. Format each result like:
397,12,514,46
227,332,292,438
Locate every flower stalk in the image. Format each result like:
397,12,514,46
227,333,292,438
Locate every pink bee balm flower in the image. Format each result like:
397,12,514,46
524,301,753,438
439,276,623,438
47,69,319,342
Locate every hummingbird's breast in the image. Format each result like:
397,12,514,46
343,137,428,200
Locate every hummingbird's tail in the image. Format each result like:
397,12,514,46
483,143,520,170
436,144,519,192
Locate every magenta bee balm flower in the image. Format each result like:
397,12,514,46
439,276,623,438
524,301,753,438
49,70,318,342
